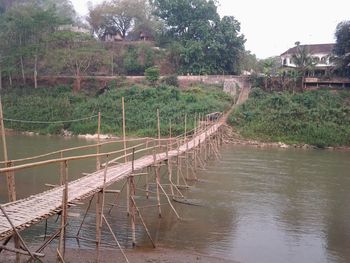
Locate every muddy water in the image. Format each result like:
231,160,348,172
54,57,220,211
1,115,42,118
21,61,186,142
0,135,350,263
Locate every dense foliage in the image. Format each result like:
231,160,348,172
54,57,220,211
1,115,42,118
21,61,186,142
2,84,232,136
229,89,350,147
152,0,246,74
334,20,350,77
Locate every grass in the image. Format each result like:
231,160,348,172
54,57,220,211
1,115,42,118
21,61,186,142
1,84,232,137
228,88,350,147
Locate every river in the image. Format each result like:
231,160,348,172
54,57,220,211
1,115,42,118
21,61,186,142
0,135,349,263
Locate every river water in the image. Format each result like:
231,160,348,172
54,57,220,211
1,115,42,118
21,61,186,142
0,135,349,263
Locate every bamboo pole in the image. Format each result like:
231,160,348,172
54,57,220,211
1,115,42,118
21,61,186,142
157,183,180,219
0,137,148,166
185,114,189,180
0,98,16,202
122,97,130,216
102,215,129,263
122,97,127,163
56,249,65,263
169,119,172,140
155,165,162,218
95,191,102,263
166,143,174,196
0,206,35,261
157,109,161,148
76,196,94,237
130,148,136,246
94,158,110,262
58,160,68,261
59,152,64,185
130,197,156,248
96,112,101,171
0,143,150,174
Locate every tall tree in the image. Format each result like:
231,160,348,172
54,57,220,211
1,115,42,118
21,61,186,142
47,31,108,92
88,0,150,40
151,0,219,41
292,43,316,90
334,20,350,77
0,1,75,88
152,0,245,74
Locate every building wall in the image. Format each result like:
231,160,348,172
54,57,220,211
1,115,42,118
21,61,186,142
281,53,334,68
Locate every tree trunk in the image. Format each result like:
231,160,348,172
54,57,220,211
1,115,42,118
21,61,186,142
73,66,81,93
34,54,38,89
111,54,114,76
0,62,2,91
19,37,25,85
9,73,12,88
20,56,25,85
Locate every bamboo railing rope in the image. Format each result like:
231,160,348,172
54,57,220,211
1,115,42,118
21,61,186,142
0,137,150,165
0,142,147,174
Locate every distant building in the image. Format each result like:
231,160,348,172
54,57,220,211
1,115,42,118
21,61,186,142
280,43,335,75
58,25,90,35
103,31,123,42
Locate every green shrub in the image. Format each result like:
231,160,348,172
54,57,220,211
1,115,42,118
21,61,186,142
2,84,232,137
229,90,350,147
162,75,179,87
145,66,160,85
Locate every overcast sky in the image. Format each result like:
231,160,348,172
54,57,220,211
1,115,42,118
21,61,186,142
71,0,350,59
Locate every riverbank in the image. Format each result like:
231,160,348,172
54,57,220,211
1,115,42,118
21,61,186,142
1,84,232,137
0,246,238,263
222,125,350,151
228,89,350,148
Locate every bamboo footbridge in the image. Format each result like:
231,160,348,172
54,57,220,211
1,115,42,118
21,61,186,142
0,91,240,262
0,121,221,241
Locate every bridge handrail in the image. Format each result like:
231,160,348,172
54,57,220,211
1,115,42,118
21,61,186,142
0,113,222,170
0,142,149,174
0,137,151,166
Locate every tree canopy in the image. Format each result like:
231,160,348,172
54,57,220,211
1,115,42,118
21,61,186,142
334,20,350,77
152,0,246,74
87,0,154,40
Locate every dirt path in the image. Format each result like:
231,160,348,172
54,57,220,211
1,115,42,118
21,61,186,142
222,84,251,123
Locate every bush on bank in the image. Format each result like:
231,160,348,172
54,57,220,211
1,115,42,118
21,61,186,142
1,84,232,137
229,88,350,147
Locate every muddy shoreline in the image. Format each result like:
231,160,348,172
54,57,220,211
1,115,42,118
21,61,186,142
0,246,238,263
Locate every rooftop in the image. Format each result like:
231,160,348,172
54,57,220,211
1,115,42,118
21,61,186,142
281,44,335,56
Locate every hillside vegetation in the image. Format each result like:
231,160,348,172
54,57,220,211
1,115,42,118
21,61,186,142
2,84,232,137
229,89,350,147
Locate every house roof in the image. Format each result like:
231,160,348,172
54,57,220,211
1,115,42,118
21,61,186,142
281,43,335,56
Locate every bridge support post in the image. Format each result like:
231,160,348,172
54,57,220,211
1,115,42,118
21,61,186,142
95,191,102,263
58,160,68,262
96,112,101,171
129,148,136,247
153,150,162,218
155,166,162,218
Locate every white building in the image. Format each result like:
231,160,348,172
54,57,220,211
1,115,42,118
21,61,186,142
280,43,335,75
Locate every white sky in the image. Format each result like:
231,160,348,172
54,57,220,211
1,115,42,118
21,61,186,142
71,0,350,59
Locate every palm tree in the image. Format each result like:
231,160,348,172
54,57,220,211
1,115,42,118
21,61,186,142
292,43,316,90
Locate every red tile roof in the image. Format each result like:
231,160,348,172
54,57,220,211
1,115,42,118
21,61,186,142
281,43,335,56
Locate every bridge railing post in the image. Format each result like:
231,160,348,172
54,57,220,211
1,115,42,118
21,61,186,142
96,112,101,171
58,160,68,261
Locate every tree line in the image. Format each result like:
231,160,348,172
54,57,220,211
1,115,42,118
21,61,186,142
0,0,248,91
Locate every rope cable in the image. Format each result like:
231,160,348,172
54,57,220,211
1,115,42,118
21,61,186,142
3,115,99,124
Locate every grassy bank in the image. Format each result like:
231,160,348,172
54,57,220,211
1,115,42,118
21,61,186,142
229,89,350,147
1,84,232,137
